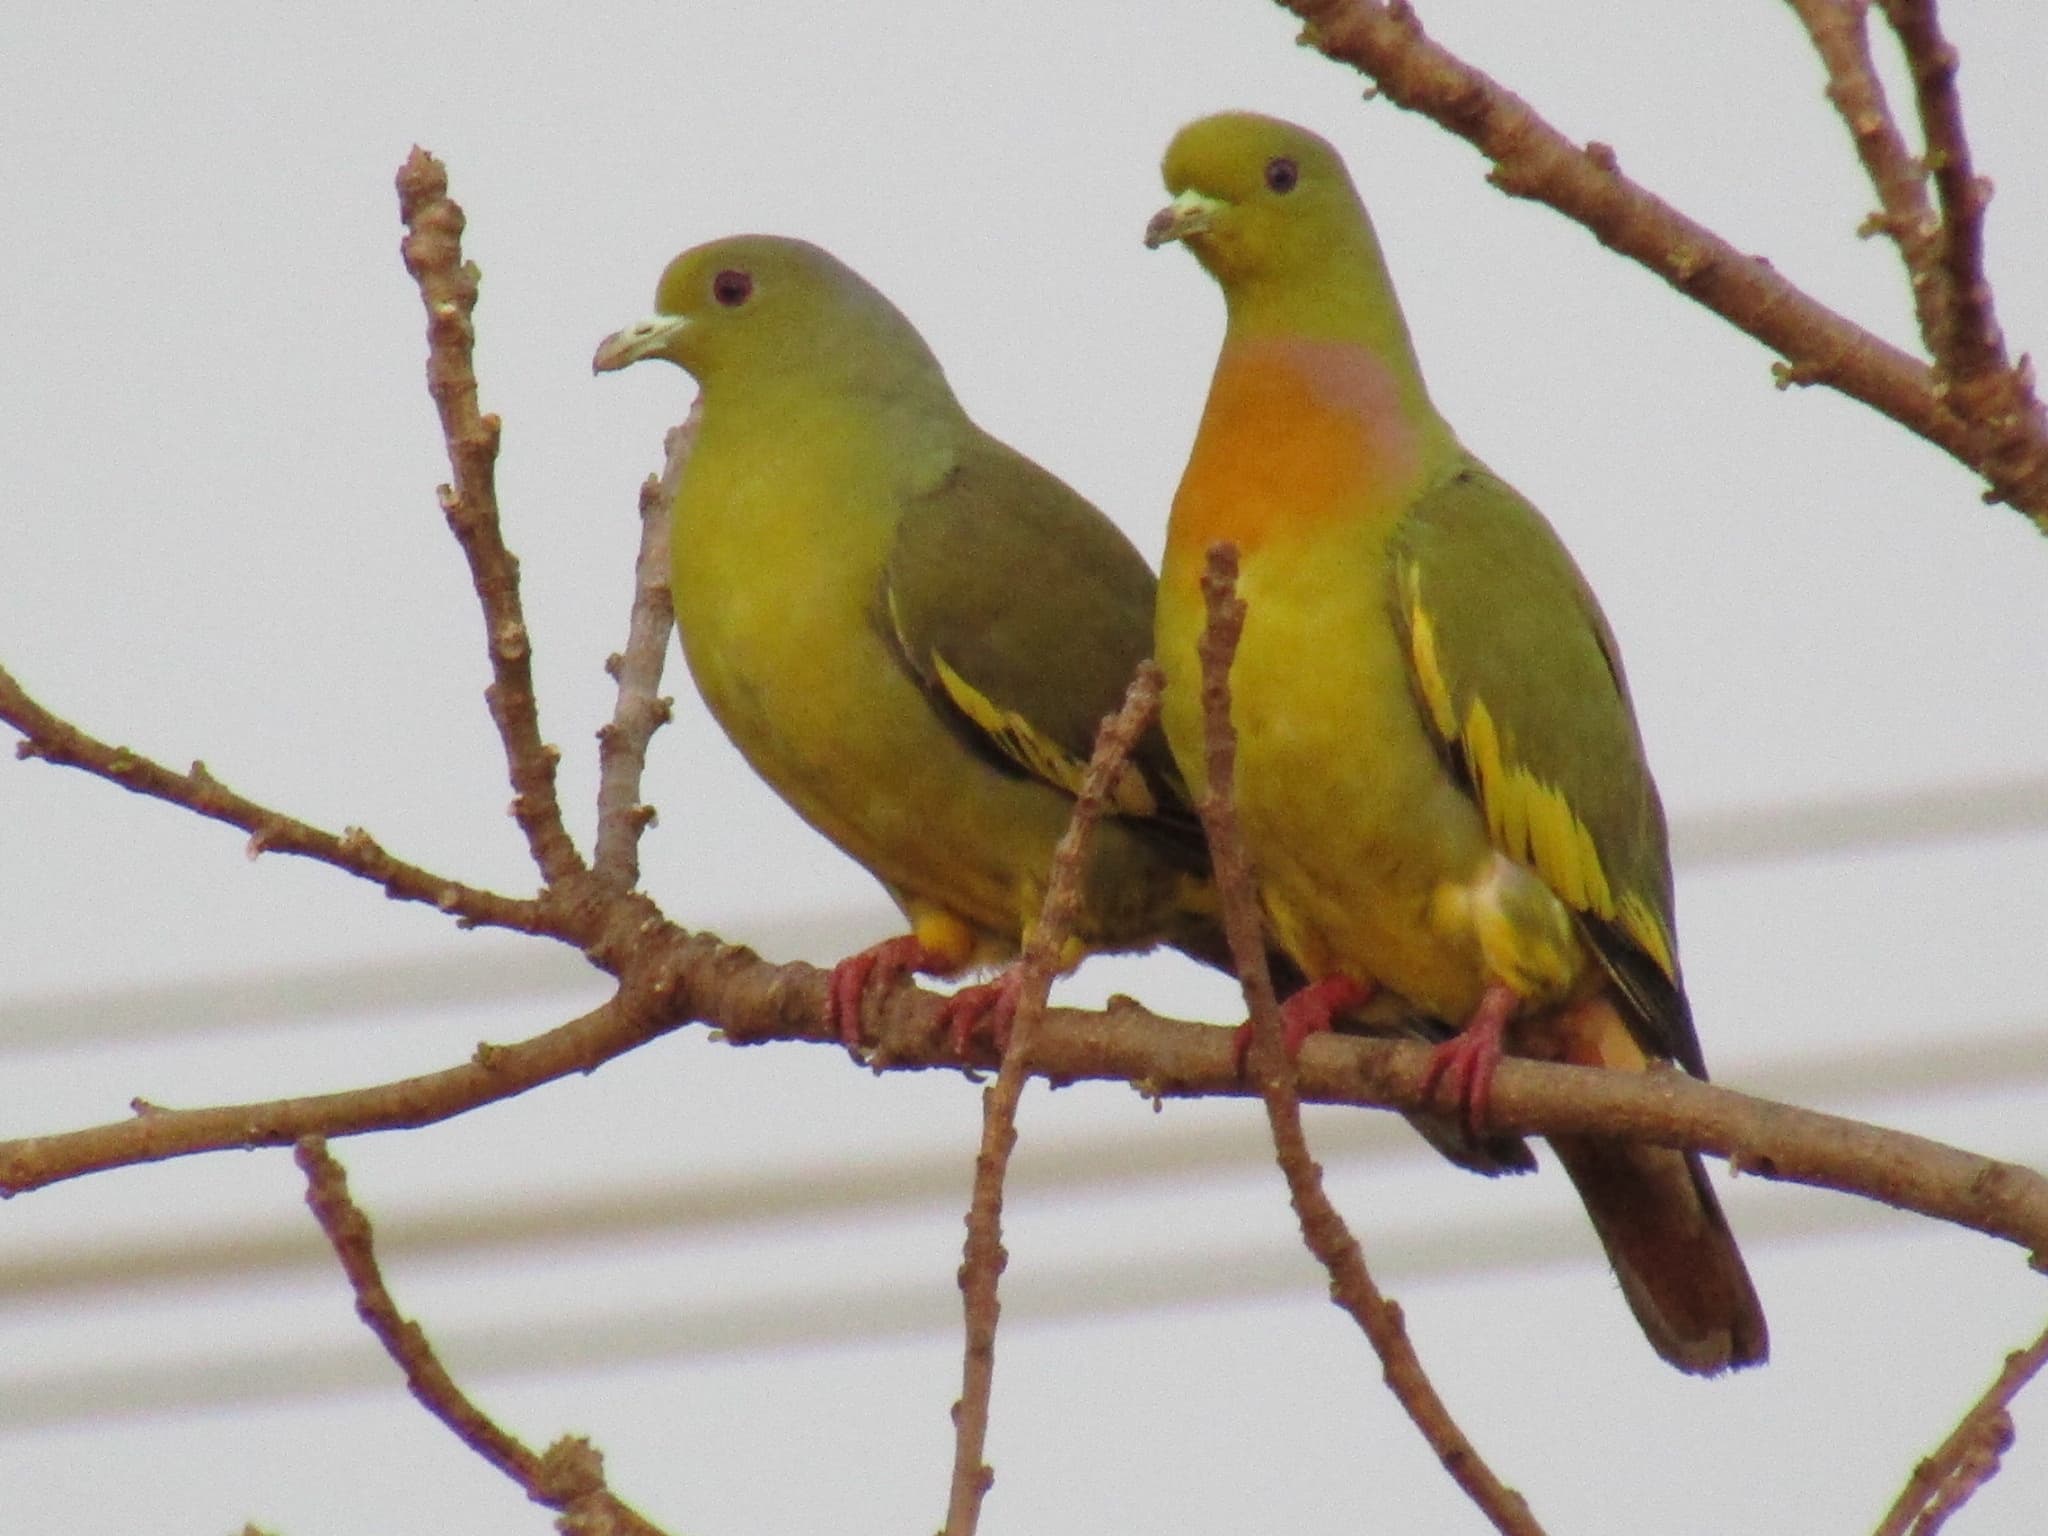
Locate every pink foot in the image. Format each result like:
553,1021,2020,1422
1233,974,1378,1076
1419,982,1518,1133
826,934,937,1051
936,968,1030,1057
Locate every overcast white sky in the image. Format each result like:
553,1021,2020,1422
3,3,2046,1533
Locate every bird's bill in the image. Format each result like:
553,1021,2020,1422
592,314,690,374
1143,189,1227,249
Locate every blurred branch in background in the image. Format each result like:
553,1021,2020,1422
0,1164,2014,1434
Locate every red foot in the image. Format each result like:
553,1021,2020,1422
936,969,1029,1057
826,934,937,1050
1419,982,1518,1133
1233,974,1378,1077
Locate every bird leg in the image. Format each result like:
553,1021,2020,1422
826,934,949,1051
1419,981,1519,1133
1233,972,1378,1076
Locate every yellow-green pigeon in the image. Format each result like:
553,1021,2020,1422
591,235,1241,1053
1146,112,1766,1374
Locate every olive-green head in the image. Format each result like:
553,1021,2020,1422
1145,111,1422,370
594,234,948,403
1146,112,1375,284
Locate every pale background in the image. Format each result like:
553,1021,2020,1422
3,2,2046,1532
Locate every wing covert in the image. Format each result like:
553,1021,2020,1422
1390,460,1701,1075
882,430,1196,834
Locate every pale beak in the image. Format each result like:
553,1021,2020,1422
1143,189,1228,249
592,313,690,374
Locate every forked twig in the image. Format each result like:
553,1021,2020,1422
1787,0,2045,513
1874,1316,2048,1536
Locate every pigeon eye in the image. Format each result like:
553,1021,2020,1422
712,269,753,306
1264,156,1300,194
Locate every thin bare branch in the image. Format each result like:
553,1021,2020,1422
593,408,693,892
296,1138,669,1536
1873,0,2046,512
1784,0,1943,336
396,147,587,883
1874,1316,2048,1536
1194,544,1544,1536
1276,0,2048,525
1877,0,1997,381
0,661,546,936
945,663,1164,1536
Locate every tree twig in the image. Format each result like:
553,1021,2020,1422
295,1137,670,1536
1784,0,1943,335
944,663,1163,1536
1275,0,2048,525
1873,1315,2048,1536
397,147,587,884
592,407,692,892
1872,0,2044,505
1193,544,1544,1536
1877,0,1996,382
0,661,546,936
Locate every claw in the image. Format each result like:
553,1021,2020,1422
825,934,936,1051
1419,982,1518,1134
1233,973,1377,1076
937,968,1030,1057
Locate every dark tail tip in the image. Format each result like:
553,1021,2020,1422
1552,1134,1768,1375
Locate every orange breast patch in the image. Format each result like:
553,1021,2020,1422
1169,335,1425,559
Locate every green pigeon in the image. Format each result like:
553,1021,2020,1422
594,236,1235,1049
1147,112,1767,1374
